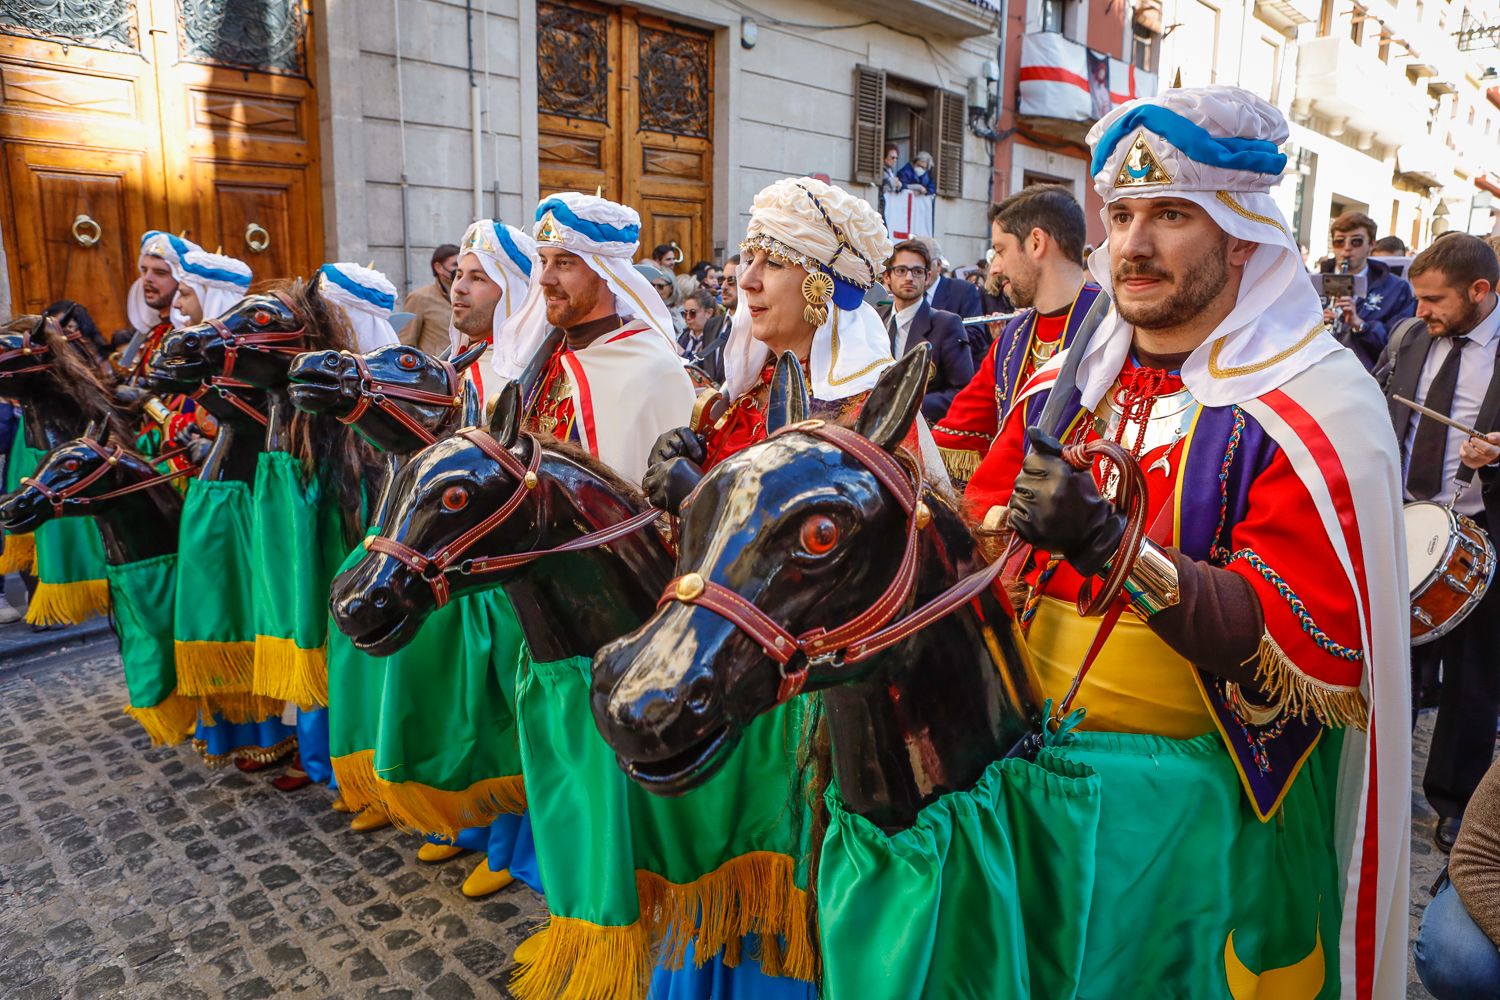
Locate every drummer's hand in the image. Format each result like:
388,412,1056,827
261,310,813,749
1460,432,1500,470
1008,428,1125,577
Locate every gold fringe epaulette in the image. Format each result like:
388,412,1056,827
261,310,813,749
25,578,110,625
174,640,256,698
0,532,37,574
123,694,199,746
252,635,329,709
510,851,816,1000
938,446,983,485
330,749,527,840
1252,630,1368,730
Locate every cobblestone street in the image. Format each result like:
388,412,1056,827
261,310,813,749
0,651,544,1000
0,644,1460,999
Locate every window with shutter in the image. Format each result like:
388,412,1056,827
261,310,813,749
852,64,887,186
935,88,965,198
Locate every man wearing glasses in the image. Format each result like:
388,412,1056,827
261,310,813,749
876,238,975,421
1318,210,1416,370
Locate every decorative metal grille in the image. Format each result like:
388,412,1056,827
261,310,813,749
537,2,610,123
0,0,138,53
638,27,710,138
177,0,305,75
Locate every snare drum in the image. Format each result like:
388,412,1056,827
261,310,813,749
1405,501,1496,645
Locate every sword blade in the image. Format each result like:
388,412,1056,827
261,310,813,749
1034,291,1114,438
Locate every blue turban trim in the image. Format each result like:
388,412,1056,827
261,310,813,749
140,230,198,263
180,255,251,288
822,267,866,311
534,197,641,246
493,222,533,279
319,264,395,311
1091,105,1287,178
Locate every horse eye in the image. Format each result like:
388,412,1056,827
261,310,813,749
397,353,419,370
61,459,79,473
441,486,469,512
799,514,839,556
253,310,272,325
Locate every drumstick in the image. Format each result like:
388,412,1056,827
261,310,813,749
1393,395,1491,440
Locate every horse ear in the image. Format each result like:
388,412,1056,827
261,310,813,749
95,420,111,445
83,418,103,441
764,351,809,436
487,380,523,447
855,344,931,453
450,340,487,372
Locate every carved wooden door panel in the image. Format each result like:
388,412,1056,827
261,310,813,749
0,1,168,333
537,2,714,264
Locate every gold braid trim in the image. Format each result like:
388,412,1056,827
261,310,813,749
1251,630,1368,730
938,446,983,484
192,734,297,770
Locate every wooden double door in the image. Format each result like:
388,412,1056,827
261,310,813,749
537,1,715,265
0,0,322,335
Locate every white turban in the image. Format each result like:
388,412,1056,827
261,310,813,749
317,263,400,352
129,230,202,333
723,176,896,402
492,193,678,382
170,248,252,329
451,220,538,377
1078,85,1336,408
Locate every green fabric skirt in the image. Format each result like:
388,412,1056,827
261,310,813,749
818,729,1344,1000
328,539,527,837
511,651,815,1000
105,553,197,746
250,451,347,708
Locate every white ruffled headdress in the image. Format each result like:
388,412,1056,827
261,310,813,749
169,247,252,328
129,230,202,333
722,176,896,402
1079,84,1337,408
492,194,677,382
317,263,400,352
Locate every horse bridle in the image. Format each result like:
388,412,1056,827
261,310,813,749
338,351,464,445
21,437,199,516
0,318,85,377
361,428,662,609
655,422,1149,705
190,290,310,426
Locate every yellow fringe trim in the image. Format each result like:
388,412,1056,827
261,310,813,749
510,852,815,1000
174,640,256,698
937,445,983,484
331,748,527,839
252,634,329,709
194,693,289,727
1252,630,1368,730
0,532,36,574
24,578,110,625
123,694,200,746
192,734,297,769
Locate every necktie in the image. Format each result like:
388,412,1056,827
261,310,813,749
1408,335,1470,500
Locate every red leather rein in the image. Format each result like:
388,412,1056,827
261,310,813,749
191,290,311,426
362,429,663,609
21,437,199,515
0,321,86,377
336,351,464,446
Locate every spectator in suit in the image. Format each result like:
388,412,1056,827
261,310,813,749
1319,210,1417,370
679,286,728,384
400,243,459,358
897,151,936,195
876,238,974,421
919,238,985,366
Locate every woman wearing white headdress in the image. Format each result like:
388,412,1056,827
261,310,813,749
645,176,947,509
316,263,402,353
170,248,253,328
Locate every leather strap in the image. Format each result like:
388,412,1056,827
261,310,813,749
21,438,197,514
0,318,84,376
337,350,463,446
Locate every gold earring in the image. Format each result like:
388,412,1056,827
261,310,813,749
802,271,835,328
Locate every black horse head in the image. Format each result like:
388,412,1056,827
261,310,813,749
0,315,60,392
0,423,159,533
592,348,1036,805
147,291,306,392
287,341,485,453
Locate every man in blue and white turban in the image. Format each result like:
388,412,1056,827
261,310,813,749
493,193,694,483
169,247,252,328
448,218,540,400
964,86,1409,998
127,230,200,336
316,263,402,353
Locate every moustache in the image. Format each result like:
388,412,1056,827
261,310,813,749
1114,264,1171,282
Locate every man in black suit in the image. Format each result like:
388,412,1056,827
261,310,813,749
920,238,986,368
1383,233,1500,852
877,239,975,421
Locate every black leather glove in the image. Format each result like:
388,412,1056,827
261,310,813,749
1007,428,1126,577
642,427,707,515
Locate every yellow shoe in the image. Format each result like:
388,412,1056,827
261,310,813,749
350,809,392,833
512,926,548,966
330,794,354,814
417,842,464,863
461,858,514,898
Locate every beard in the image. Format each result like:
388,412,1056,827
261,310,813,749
144,284,176,311
1431,297,1484,337
545,277,606,329
452,298,496,339
1003,265,1038,308
1113,234,1230,330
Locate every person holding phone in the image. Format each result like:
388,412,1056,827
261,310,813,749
1318,210,1416,370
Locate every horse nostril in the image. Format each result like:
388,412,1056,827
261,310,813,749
686,679,714,716
370,587,390,610
182,335,200,351
324,354,340,369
